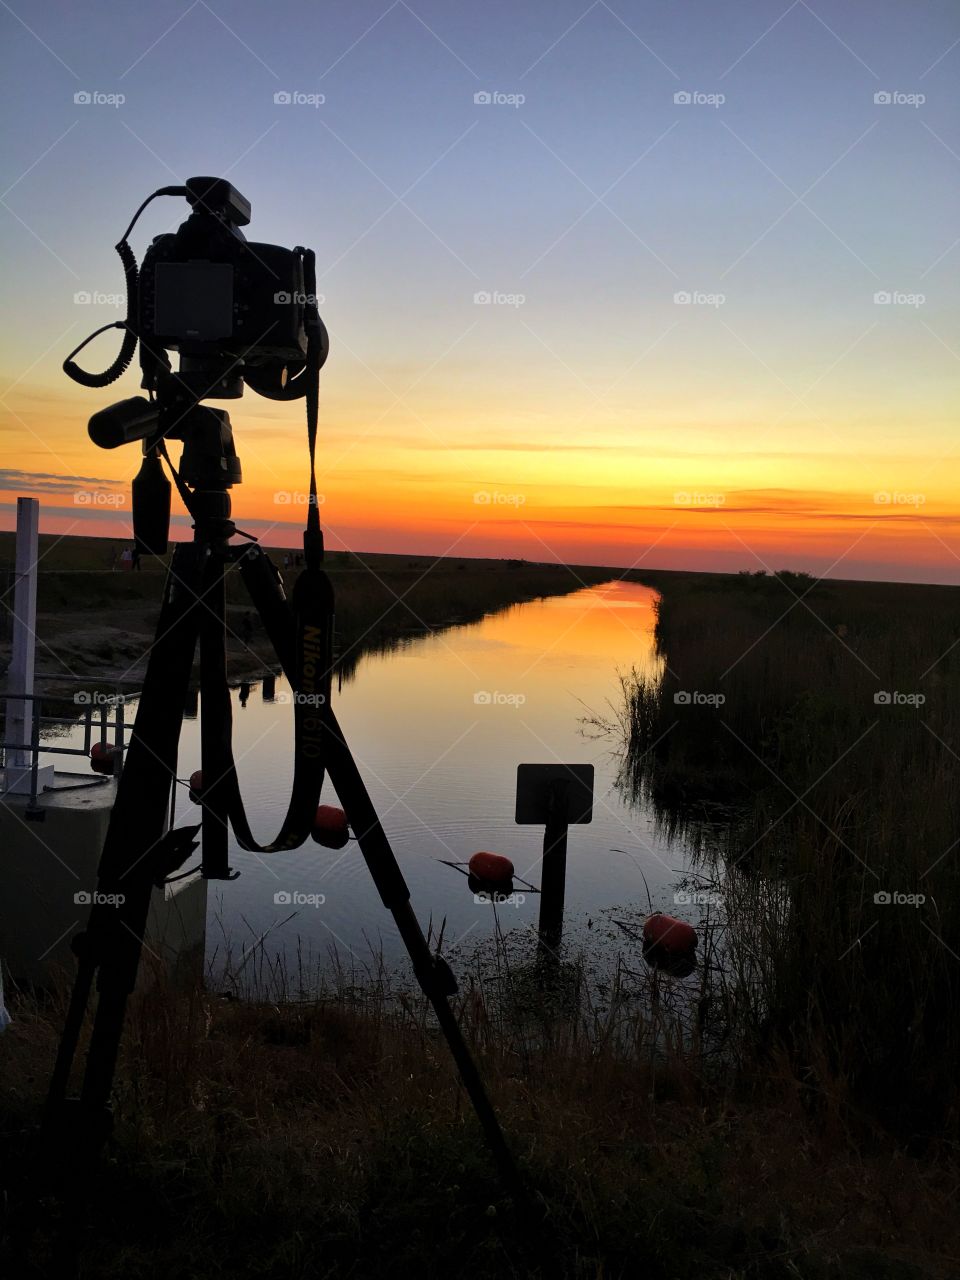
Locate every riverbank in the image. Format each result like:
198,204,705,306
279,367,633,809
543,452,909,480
2,964,956,1279
0,533,614,693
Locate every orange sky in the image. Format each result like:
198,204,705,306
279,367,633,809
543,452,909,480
3,368,960,583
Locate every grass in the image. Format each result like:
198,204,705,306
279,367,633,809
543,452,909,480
2,930,958,1279
605,568,960,1144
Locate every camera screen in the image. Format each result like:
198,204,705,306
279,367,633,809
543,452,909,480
153,262,234,341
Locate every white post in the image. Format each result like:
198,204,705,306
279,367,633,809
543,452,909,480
8,497,39,770
5,497,53,795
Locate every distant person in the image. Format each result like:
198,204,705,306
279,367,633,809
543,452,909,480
131,545,141,571
283,552,290,571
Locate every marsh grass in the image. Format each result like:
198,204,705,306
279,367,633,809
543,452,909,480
608,570,960,1141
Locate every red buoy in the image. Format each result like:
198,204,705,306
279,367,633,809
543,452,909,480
311,805,350,850
90,742,120,775
642,912,697,957
468,851,515,886
188,770,204,804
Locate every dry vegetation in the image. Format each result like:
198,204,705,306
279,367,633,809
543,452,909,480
2,941,957,1279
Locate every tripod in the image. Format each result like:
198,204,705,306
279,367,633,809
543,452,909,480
44,397,520,1192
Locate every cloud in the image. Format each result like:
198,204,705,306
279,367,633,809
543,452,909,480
0,469,122,495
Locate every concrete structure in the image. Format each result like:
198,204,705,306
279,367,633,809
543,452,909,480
0,496,206,994
0,774,207,988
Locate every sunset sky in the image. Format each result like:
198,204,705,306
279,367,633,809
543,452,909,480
1,0,958,581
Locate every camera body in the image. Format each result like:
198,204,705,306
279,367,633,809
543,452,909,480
138,176,309,399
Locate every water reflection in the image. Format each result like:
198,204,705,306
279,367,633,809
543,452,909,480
42,580,697,987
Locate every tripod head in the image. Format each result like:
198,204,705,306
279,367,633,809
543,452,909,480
90,374,242,553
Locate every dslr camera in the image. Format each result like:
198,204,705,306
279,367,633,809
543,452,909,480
65,175,328,422
64,177,328,552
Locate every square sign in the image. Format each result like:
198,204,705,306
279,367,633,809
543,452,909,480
515,764,594,826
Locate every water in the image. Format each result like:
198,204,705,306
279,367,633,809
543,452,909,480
42,580,690,985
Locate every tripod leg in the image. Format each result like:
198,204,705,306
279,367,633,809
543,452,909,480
322,706,521,1191
45,543,203,1138
43,948,95,1129
198,548,234,879
238,545,521,1188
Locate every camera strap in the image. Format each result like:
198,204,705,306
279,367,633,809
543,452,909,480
219,265,335,853
221,562,333,853
300,248,325,571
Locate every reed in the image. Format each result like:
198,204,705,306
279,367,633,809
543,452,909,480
612,569,960,1140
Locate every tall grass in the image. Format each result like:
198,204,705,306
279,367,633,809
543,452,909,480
613,569,960,1139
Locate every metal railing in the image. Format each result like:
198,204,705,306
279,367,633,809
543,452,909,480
0,678,141,805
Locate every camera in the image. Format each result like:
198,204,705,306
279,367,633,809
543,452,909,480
65,175,328,413
64,177,329,553
138,177,312,400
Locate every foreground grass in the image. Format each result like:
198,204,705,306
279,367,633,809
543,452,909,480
2,965,957,1280
610,568,960,1144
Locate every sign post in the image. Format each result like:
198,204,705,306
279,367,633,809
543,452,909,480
515,763,594,950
